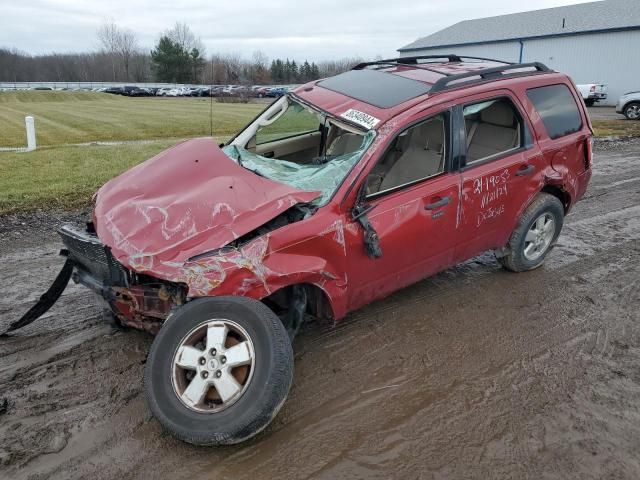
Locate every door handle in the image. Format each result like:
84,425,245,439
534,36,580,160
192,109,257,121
515,164,536,176
425,196,451,210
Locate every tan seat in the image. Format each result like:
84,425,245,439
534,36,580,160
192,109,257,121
466,102,518,162
327,133,363,156
379,117,445,191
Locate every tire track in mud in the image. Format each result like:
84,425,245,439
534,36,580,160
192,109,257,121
0,142,639,479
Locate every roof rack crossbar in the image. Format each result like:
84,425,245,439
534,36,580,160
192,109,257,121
352,54,512,70
359,60,456,77
429,62,552,93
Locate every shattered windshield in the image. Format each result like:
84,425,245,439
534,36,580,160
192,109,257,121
224,98,375,205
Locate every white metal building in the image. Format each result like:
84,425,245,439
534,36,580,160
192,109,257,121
398,0,640,105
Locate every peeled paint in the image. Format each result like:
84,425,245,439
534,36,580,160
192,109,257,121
93,134,372,300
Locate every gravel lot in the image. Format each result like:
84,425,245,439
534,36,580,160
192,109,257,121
1,138,639,480
587,106,621,121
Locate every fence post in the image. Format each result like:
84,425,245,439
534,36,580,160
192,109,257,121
25,116,36,151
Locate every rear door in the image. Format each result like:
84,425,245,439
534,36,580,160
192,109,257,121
345,110,461,311
453,93,546,262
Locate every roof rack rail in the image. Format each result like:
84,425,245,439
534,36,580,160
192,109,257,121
429,62,552,93
352,54,512,70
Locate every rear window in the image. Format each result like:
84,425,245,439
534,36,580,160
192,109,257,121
526,84,583,139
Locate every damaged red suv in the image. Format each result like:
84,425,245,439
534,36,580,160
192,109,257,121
12,55,592,445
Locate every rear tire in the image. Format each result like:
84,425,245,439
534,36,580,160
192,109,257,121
144,296,293,446
497,193,564,272
584,99,595,107
624,102,640,120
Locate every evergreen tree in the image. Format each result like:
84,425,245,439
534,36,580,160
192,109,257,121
310,62,320,80
301,60,311,81
151,36,204,83
284,59,292,82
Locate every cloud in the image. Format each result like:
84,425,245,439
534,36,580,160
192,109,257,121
0,0,595,61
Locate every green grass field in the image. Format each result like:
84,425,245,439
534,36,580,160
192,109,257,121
0,91,265,147
0,91,270,214
0,141,180,214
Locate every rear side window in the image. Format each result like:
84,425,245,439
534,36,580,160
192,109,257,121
527,84,583,139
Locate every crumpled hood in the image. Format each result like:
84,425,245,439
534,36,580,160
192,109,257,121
94,137,319,270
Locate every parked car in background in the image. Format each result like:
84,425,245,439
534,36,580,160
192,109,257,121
266,86,288,98
129,88,153,97
122,86,140,96
166,88,186,97
15,55,593,447
104,87,124,95
576,83,607,107
255,87,271,97
156,88,172,96
616,90,640,120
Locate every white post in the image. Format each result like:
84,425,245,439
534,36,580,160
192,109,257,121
25,116,36,151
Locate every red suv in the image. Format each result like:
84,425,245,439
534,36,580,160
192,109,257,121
11,55,592,445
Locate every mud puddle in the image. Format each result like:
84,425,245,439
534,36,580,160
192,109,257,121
1,140,639,479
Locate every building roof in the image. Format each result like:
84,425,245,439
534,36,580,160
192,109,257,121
399,0,640,52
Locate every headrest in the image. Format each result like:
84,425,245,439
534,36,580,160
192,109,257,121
480,102,515,127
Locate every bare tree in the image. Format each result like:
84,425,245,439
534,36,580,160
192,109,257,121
97,20,139,81
97,21,120,80
117,28,138,80
166,22,204,54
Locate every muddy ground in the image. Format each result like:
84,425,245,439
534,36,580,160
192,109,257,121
1,138,639,480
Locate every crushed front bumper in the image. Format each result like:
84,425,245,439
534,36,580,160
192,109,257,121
58,225,131,297
4,225,184,336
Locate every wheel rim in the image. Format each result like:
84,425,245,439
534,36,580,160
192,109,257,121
523,213,556,261
171,319,255,413
627,105,640,120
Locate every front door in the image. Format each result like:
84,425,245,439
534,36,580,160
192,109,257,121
345,111,461,312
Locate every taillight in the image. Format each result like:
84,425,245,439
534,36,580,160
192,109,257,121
584,137,593,170
590,86,596,93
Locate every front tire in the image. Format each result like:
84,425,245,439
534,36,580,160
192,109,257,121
624,102,640,120
497,193,564,272
144,296,293,446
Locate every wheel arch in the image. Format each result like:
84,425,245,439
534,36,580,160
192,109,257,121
261,282,336,322
541,184,571,214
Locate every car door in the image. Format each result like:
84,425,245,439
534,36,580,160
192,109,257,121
345,110,461,312
453,93,546,263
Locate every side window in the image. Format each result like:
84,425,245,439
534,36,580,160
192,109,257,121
366,114,446,196
526,84,583,139
255,103,319,145
463,98,522,164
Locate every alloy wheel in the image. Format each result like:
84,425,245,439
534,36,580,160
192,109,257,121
523,213,556,261
171,319,255,413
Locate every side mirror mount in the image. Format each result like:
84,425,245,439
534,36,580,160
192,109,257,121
351,177,382,259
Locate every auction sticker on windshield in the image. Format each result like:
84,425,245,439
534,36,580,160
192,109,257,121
340,109,381,130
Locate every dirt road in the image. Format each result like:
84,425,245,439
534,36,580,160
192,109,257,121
1,139,639,480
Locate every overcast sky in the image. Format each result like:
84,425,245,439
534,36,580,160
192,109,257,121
1,0,595,61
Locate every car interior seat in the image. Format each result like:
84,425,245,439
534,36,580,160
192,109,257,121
466,102,519,162
378,117,445,191
327,133,363,157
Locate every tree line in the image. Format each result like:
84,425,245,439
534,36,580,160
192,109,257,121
0,22,367,85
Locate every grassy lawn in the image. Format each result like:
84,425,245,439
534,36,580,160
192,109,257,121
0,91,271,214
0,91,265,147
0,142,182,214
591,119,640,138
